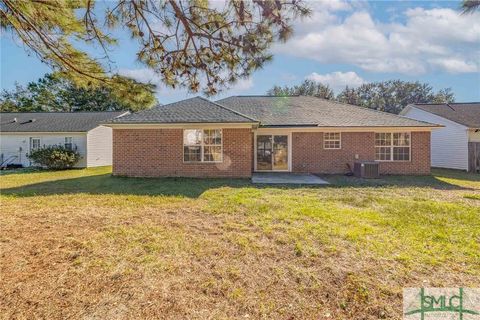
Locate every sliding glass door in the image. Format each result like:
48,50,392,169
256,134,289,171
256,135,273,170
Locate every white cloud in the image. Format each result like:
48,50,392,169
275,6,480,75
306,71,365,92
118,68,162,86
313,0,352,12
230,77,254,92
428,58,479,73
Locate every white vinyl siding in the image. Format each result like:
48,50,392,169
402,107,469,170
86,125,114,167
0,133,87,167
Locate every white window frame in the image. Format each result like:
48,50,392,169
64,136,73,150
323,132,341,149
183,129,223,163
375,132,411,162
30,137,41,151
253,130,292,172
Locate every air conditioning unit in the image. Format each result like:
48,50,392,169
353,161,379,179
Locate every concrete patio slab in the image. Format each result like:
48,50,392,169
252,173,329,185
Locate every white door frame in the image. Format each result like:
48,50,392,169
254,130,292,172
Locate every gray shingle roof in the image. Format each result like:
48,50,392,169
217,96,437,127
109,97,256,124
0,112,127,132
409,102,480,128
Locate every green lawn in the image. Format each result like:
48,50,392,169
1,167,479,319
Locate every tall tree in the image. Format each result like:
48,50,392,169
336,86,360,105
336,80,455,114
0,73,157,112
267,79,334,99
431,88,456,104
1,0,310,95
461,0,480,13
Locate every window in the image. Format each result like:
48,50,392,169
30,137,41,151
375,132,410,161
324,132,341,149
64,137,73,150
183,129,222,162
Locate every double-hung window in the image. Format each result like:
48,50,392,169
375,132,410,161
324,132,341,149
64,137,73,150
30,137,41,151
183,129,222,162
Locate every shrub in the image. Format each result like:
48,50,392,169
28,145,80,169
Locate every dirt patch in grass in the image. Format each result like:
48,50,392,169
1,167,479,319
1,195,477,320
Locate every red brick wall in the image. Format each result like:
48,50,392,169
292,132,374,174
292,131,430,175
113,129,430,177
112,128,252,177
378,131,430,175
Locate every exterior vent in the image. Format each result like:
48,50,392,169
353,161,379,179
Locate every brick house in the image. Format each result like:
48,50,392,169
105,96,439,178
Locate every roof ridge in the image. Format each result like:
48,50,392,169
153,96,200,108
198,96,259,122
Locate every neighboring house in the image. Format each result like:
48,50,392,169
401,103,480,172
0,112,128,168
105,96,439,178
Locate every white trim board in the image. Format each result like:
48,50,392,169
105,124,438,132
255,127,438,133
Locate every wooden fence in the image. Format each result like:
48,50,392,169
468,142,480,173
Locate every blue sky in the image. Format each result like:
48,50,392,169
1,0,479,104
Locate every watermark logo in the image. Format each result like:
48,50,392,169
403,288,480,319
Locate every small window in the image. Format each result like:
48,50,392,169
183,129,222,162
375,132,410,161
30,137,41,151
65,137,73,150
324,132,341,149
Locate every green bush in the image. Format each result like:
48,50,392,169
28,145,81,169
